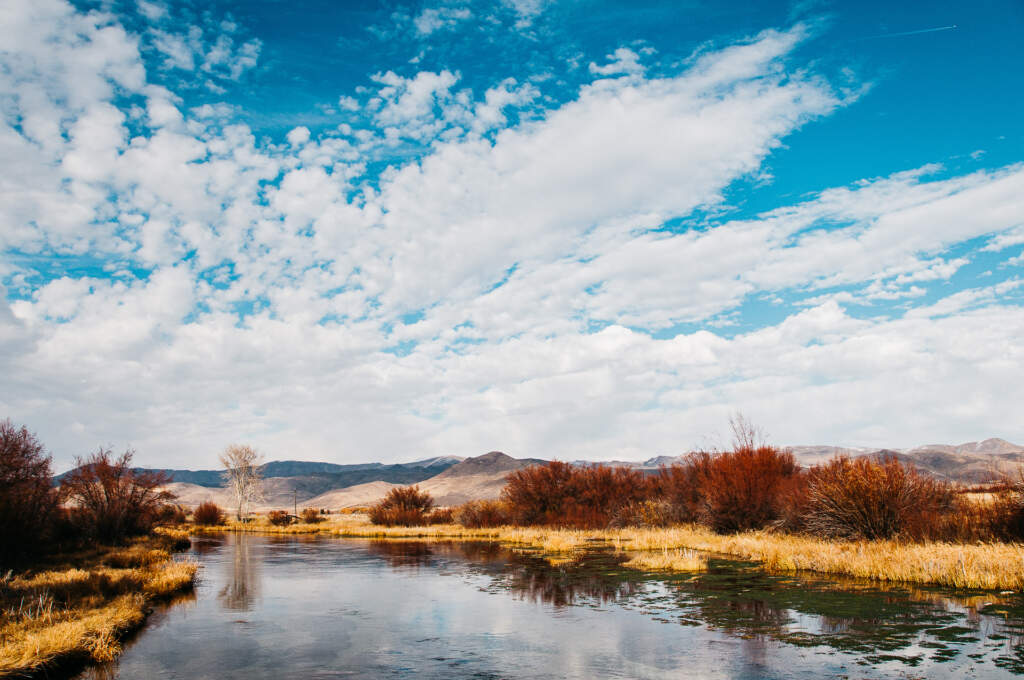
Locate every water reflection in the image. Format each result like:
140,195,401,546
218,532,261,611
78,535,1024,680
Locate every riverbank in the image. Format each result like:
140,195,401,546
189,515,1024,589
0,527,197,678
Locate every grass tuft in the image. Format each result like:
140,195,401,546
0,533,197,677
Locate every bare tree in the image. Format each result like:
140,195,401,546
220,444,263,521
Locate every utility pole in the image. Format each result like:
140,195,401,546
293,489,297,516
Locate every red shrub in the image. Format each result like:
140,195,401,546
454,500,511,528
61,448,173,542
501,461,576,526
193,501,226,526
803,455,954,540
697,445,800,533
651,453,714,523
427,507,455,524
564,465,652,528
268,510,292,526
368,485,435,526
0,419,59,565
300,507,324,524
501,462,654,528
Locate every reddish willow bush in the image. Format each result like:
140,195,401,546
696,446,802,533
268,510,292,526
803,455,954,540
193,501,226,526
300,507,325,524
368,485,435,526
455,500,511,528
501,461,653,528
61,448,174,542
0,419,59,566
427,507,455,524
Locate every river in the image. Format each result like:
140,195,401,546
79,533,1024,679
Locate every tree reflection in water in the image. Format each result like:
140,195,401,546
218,533,261,611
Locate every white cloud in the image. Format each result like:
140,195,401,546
2,3,1023,470
413,7,472,36
502,0,549,29
589,47,645,77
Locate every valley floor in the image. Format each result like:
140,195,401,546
189,515,1024,591
0,528,197,679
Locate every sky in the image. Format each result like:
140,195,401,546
1,0,1023,471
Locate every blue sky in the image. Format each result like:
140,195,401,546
1,0,1022,469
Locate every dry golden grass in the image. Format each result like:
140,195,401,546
622,548,708,573
187,515,1024,590
0,533,197,677
605,525,1024,590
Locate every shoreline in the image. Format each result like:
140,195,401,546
187,516,1024,590
0,527,198,679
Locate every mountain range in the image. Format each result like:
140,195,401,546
58,439,1024,511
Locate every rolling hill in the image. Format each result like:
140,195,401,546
56,439,1024,512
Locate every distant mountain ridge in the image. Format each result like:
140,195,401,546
56,439,1024,510
55,456,465,489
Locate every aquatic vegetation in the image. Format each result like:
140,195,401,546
0,531,197,677
621,548,708,572
612,526,1024,590
188,514,1024,590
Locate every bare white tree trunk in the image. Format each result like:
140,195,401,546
220,444,264,520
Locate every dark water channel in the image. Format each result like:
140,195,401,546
80,534,1024,679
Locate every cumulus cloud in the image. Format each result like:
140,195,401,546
413,6,473,36
2,1,1022,469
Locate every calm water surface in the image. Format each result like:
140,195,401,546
81,534,1024,679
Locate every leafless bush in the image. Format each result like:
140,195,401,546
803,455,954,540
267,510,292,526
698,445,800,533
501,462,653,528
610,499,679,528
61,448,174,542
0,419,59,565
300,507,324,524
454,500,511,528
426,507,454,524
368,485,435,526
193,501,226,526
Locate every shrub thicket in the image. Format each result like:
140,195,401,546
426,507,455,524
368,485,435,526
300,507,324,524
695,445,801,533
193,501,226,526
0,419,59,566
268,510,292,526
803,455,953,540
502,462,653,528
61,448,174,543
454,500,511,528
